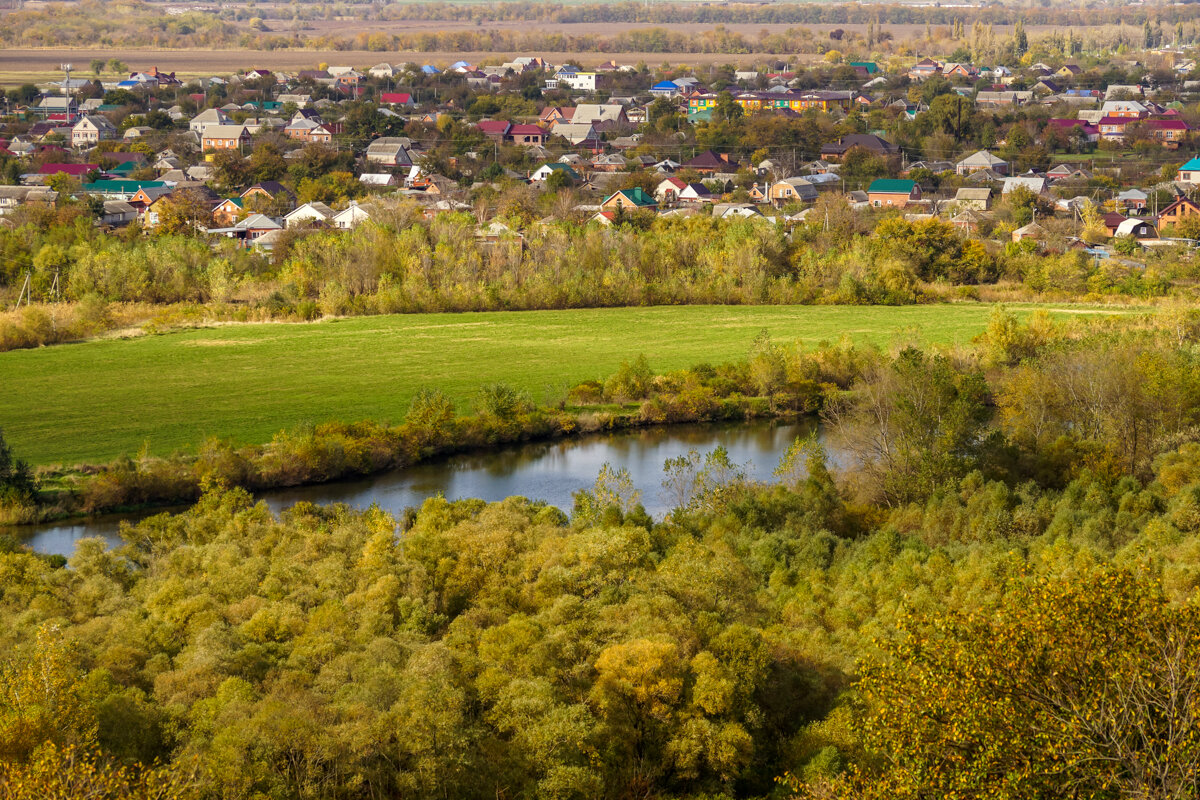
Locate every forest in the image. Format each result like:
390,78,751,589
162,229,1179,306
3,308,1200,798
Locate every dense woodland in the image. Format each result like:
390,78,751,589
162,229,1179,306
4,309,1200,797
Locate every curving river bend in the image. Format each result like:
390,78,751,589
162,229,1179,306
17,420,824,557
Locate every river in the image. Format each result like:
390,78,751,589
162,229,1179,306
16,419,820,557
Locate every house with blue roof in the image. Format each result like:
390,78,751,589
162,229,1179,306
421,65,441,75
1178,156,1200,184
650,81,680,97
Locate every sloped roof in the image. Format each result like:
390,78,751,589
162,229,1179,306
868,178,916,194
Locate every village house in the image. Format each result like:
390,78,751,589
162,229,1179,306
1012,222,1048,243
570,104,629,130
677,183,714,204
955,150,1008,176
767,177,818,207
507,124,547,147
600,188,658,212
37,97,79,124
284,117,333,143
211,198,245,226
1177,157,1200,185
1144,119,1189,149
1115,218,1159,240
283,202,335,228
540,107,574,125
202,124,249,151
954,187,992,211
654,177,687,205
1158,196,1200,228
71,115,118,148
529,163,581,184
552,123,603,149
683,150,739,175
332,201,372,230
867,178,921,208
821,134,898,161
189,108,230,135
365,138,414,167
477,120,511,140
241,182,296,212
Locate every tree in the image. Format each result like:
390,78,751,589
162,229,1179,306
802,570,1200,800
1014,18,1028,55
154,188,214,235
209,149,249,193
826,348,990,505
89,59,105,78
248,141,287,183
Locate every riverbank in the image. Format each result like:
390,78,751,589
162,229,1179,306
3,377,809,528
14,418,816,555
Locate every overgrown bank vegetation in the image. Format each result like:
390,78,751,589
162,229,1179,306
5,306,1200,797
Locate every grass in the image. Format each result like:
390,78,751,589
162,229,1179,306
0,304,1142,466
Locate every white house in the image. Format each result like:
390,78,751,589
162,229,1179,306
283,201,334,228
549,68,598,92
331,201,372,230
189,108,229,135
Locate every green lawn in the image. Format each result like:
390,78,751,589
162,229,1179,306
0,304,1141,465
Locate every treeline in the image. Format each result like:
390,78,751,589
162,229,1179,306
9,0,1200,52
0,0,237,48
6,310,1200,797
0,202,1177,353
374,0,1200,29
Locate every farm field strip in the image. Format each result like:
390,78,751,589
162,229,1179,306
0,304,1142,465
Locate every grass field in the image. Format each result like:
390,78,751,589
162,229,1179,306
0,304,1141,466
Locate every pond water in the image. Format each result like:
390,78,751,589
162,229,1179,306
16,419,821,557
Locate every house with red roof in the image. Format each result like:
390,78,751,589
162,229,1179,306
476,120,512,140
1144,118,1190,149
1045,118,1099,143
38,163,99,178
506,124,546,147
1097,116,1131,142
540,106,574,125
380,92,414,108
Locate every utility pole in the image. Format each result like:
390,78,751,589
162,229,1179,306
14,271,31,309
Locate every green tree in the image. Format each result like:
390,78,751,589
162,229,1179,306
827,347,990,505
807,570,1200,800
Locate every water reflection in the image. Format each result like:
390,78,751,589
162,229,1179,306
17,419,818,557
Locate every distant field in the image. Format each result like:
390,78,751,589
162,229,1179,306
0,18,1088,86
0,47,815,86
0,304,1143,466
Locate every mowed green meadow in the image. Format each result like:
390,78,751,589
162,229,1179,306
0,304,1137,465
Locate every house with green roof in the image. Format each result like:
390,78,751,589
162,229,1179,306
600,187,657,211
867,178,920,208
81,179,166,200
850,62,879,75
1178,156,1200,184
530,162,581,183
